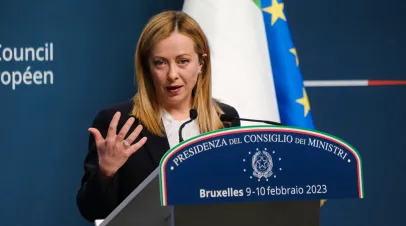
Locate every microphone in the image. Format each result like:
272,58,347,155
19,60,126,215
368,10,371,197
179,109,198,143
220,114,284,126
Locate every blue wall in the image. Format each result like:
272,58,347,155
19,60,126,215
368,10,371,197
285,0,406,225
0,0,404,226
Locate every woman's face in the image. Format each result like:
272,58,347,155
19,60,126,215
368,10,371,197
148,31,202,108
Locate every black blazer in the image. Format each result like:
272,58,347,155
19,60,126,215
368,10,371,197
76,100,240,222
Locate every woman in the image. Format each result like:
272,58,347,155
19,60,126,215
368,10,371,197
76,10,240,222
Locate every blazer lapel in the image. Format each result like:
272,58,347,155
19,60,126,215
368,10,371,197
142,126,170,168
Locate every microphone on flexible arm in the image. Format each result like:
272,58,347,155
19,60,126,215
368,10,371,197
220,114,284,126
178,109,198,143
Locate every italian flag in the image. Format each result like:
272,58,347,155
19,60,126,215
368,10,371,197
183,0,281,125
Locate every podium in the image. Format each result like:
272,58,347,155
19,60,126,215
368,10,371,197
97,125,364,226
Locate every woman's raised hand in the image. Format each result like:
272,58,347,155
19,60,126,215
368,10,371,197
88,112,147,177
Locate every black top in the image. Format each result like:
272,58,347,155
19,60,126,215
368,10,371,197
76,100,241,222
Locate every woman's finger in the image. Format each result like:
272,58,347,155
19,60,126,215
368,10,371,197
116,117,135,142
88,128,104,147
126,137,147,155
106,111,121,140
125,124,144,145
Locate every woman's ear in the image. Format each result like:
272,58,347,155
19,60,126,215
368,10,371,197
199,60,204,74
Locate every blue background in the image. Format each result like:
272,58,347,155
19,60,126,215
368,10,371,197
0,0,405,226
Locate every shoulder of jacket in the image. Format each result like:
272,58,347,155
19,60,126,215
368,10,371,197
93,100,135,123
214,99,239,117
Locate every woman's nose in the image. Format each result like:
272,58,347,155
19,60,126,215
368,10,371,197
168,64,179,80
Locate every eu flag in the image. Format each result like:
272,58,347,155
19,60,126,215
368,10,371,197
258,0,315,129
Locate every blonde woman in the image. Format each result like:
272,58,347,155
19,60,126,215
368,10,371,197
76,10,240,222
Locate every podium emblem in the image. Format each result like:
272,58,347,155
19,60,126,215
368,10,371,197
252,149,274,181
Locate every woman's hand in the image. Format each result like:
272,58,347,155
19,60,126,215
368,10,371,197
88,112,147,178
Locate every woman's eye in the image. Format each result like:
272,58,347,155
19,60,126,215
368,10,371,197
179,59,189,64
154,60,163,65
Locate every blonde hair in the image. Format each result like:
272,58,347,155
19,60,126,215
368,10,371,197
131,10,225,136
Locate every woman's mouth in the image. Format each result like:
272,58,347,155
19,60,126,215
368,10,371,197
166,85,183,94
